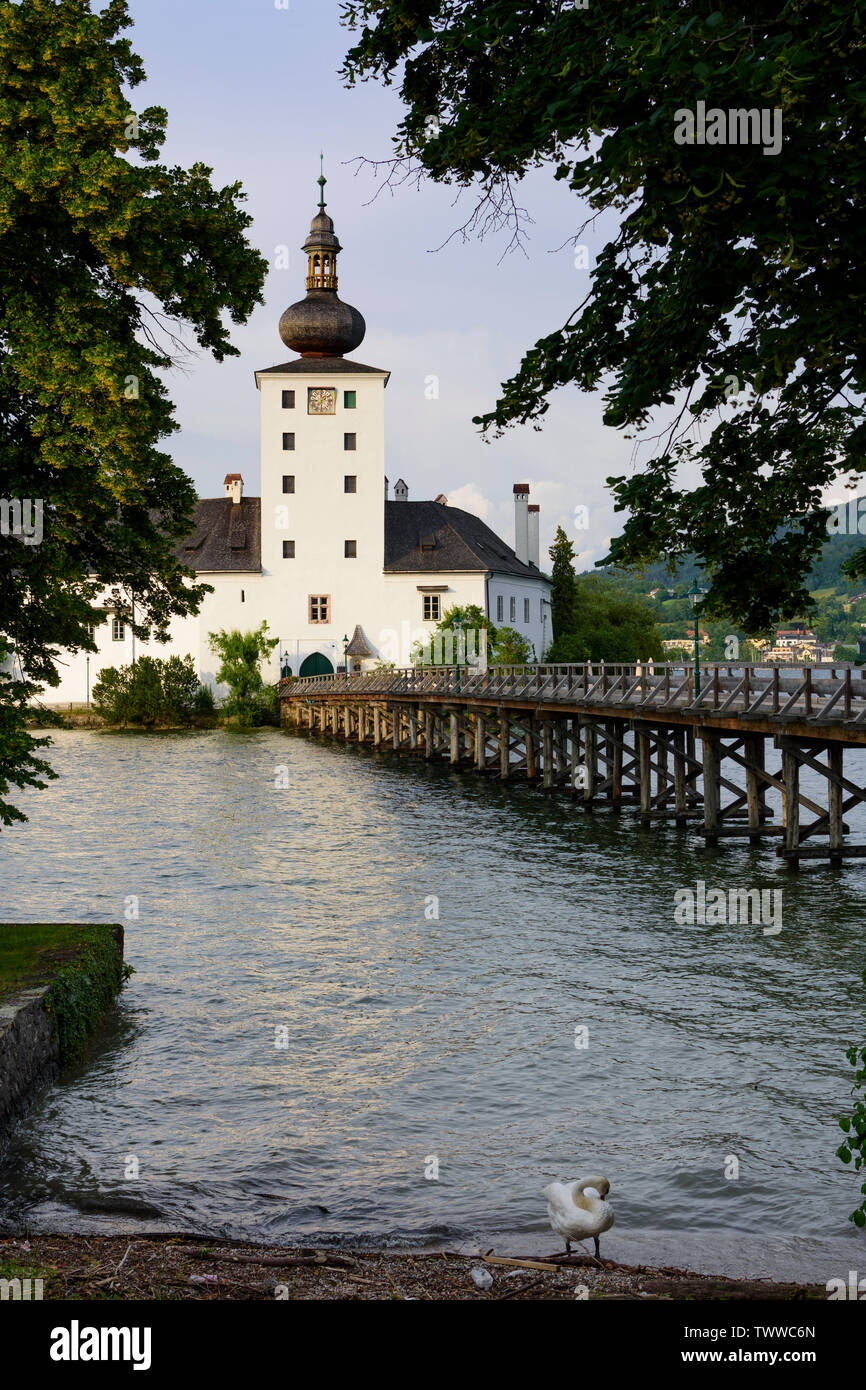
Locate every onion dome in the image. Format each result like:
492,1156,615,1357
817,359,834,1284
278,160,366,358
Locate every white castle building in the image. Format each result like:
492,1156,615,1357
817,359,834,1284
51,177,551,701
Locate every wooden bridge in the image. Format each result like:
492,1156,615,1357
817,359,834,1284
279,661,866,868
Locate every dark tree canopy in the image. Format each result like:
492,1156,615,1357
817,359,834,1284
341,0,866,632
0,0,267,822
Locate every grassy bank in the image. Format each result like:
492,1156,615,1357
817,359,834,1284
0,923,128,1061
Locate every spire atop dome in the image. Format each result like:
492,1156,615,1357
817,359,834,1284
278,166,366,359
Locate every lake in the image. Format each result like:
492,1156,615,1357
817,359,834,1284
0,726,864,1281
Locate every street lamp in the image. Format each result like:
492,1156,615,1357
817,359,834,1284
688,579,703,696
453,616,463,694
342,633,349,684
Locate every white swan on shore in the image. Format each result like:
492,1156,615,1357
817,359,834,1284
542,1175,614,1258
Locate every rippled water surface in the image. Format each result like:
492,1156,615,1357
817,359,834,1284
1,727,864,1280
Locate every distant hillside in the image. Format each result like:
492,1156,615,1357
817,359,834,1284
588,500,866,598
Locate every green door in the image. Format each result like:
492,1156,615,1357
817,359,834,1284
299,652,334,677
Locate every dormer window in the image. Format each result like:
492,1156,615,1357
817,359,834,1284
419,534,436,552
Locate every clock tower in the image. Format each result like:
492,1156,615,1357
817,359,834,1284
255,170,390,671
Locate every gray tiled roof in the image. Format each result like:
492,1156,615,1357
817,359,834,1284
176,495,545,581
177,497,262,573
384,500,545,578
256,357,390,378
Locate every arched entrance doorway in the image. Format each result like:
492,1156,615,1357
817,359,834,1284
299,652,334,677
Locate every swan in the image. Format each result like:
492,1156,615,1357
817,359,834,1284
542,1175,614,1258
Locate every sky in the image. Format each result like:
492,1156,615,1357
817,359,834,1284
123,0,634,570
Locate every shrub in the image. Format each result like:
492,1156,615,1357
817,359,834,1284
92,655,211,726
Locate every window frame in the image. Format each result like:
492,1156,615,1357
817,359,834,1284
282,432,295,451
281,389,296,409
344,475,357,493
283,540,295,559
344,539,357,558
282,475,295,494
343,432,357,451
111,617,125,642
423,594,441,622
309,594,331,624
343,390,357,409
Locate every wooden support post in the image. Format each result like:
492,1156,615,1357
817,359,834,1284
373,706,381,747
783,744,800,870
475,713,485,771
583,721,596,807
543,721,553,792
409,710,418,750
637,726,652,819
745,735,765,844
612,723,623,807
392,707,401,751
500,715,510,780
526,720,537,783
425,709,434,760
829,743,844,862
450,713,460,765
656,732,668,805
702,732,721,846
686,727,699,804
673,726,687,827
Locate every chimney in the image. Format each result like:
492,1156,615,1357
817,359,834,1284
384,476,389,500
513,483,529,563
224,473,243,504
528,504,540,568
394,478,408,502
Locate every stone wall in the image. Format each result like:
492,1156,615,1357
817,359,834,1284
0,924,125,1137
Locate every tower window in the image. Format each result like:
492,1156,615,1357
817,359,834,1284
282,475,295,494
423,594,441,622
282,432,295,451
524,597,530,623
309,595,330,624
281,390,295,409
344,433,357,451
111,617,125,641
344,390,357,409
241,589,245,603
283,540,295,559
344,540,357,558
496,595,504,622
344,475,357,493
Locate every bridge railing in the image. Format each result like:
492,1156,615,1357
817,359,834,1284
279,661,866,724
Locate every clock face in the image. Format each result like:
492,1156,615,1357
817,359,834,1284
308,387,336,415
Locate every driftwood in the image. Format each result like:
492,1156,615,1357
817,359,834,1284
177,1247,356,1271
482,1256,561,1273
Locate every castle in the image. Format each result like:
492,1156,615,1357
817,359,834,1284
51,174,551,701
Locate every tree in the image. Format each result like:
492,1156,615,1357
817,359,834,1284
412,603,496,664
491,626,531,664
0,0,267,821
547,574,663,664
341,2,866,632
208,624,279,726
548,527,576,640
